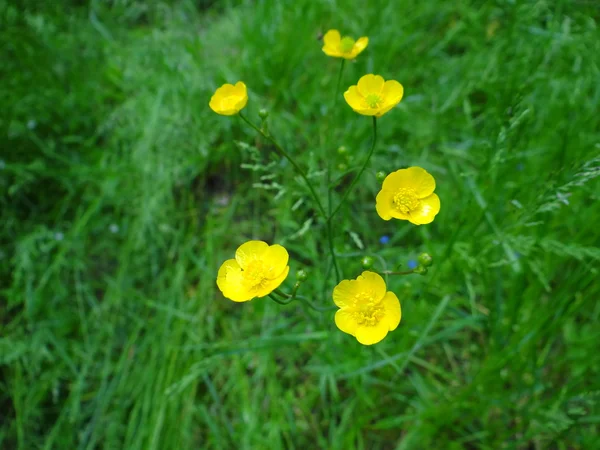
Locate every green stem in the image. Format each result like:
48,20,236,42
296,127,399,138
295,295,337,312
238,112,339,287
326,59,346,284
328,116,377,222
268,294,294,305
382,270,416,276
333,59,346,109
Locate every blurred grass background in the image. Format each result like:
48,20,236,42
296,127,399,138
1,0,600,448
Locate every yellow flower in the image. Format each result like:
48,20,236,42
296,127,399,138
376,167,440,225
209,81,248,116
322,29,368,60
216,240,289,302
333,271,401,345
344,74,404,117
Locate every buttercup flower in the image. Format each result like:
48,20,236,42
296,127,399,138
322,29,368,60
376,167,440,225
333,271,401,345
209,81,248,116
217,240,290,302
344,74,404,117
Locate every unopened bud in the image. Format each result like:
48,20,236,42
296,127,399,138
361,256,375,269
417,252,433,267
296,269,308,282
258,108,269,119
337,146,348,156
376,171,387,183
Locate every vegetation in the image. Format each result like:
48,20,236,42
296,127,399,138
1,0,599,448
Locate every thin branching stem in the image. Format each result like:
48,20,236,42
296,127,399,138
239,112,339,285
329,116,377,221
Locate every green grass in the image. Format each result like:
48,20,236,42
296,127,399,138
2,0,600,448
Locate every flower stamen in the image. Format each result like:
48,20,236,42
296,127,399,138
393,187,420,214
339,36,355,53
365,93,382,109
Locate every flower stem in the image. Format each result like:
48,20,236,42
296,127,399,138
268,294,294,305
238,112,339,288
382,270,416,276
326,59,346,284
328,116,377,222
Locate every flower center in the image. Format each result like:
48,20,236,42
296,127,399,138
393,187,420,214
339,36,355,53
349,292,385,326
365,93,382,109
354,304,385,326
243,260,267,287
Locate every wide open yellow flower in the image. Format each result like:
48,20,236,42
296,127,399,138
376,167,440,225
344,74,404,117
209,81,248,116
333,271,401,345
322,29,368,60
216,241,289,302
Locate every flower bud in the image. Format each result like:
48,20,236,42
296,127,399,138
296,269,308,282
338,163,348,171
361,256,374,269
258,108,269,119
417,252,433,267
337,146,348,156
376,171,387,183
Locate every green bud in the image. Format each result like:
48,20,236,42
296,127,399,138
376,171,387,183
337,146,348,156
361,256,375,269
296,269,308,282
417,252,433,267
413,266,428,275
258,108,269,119
338,163,348,171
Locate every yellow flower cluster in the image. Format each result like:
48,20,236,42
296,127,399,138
211,27,441,346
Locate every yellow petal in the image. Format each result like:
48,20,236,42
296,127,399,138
375,189,410,221
216,259,254,302
323,48,343,58
335,309,358,336
323,29,341,48
382,167,435,198
357,74,385,96
332,279,362,308
355,320,389,345
381,80,404,105
262,244,289,278
353,37,368,55
255,265,290,298
235,240,269,269
233,81,247,96
357,271,386,301
408,167,436,198
343,85,364,111
408,193,440,225
375,189,394,220
381,291,401,331
375,102,398,117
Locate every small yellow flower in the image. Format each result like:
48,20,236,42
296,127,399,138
376,167,440,225
333,271,401,345
344,74,404,117
216,240,289,302
322,29,368,60
209,81,248,116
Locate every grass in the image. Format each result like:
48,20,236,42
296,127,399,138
1,0,600,448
